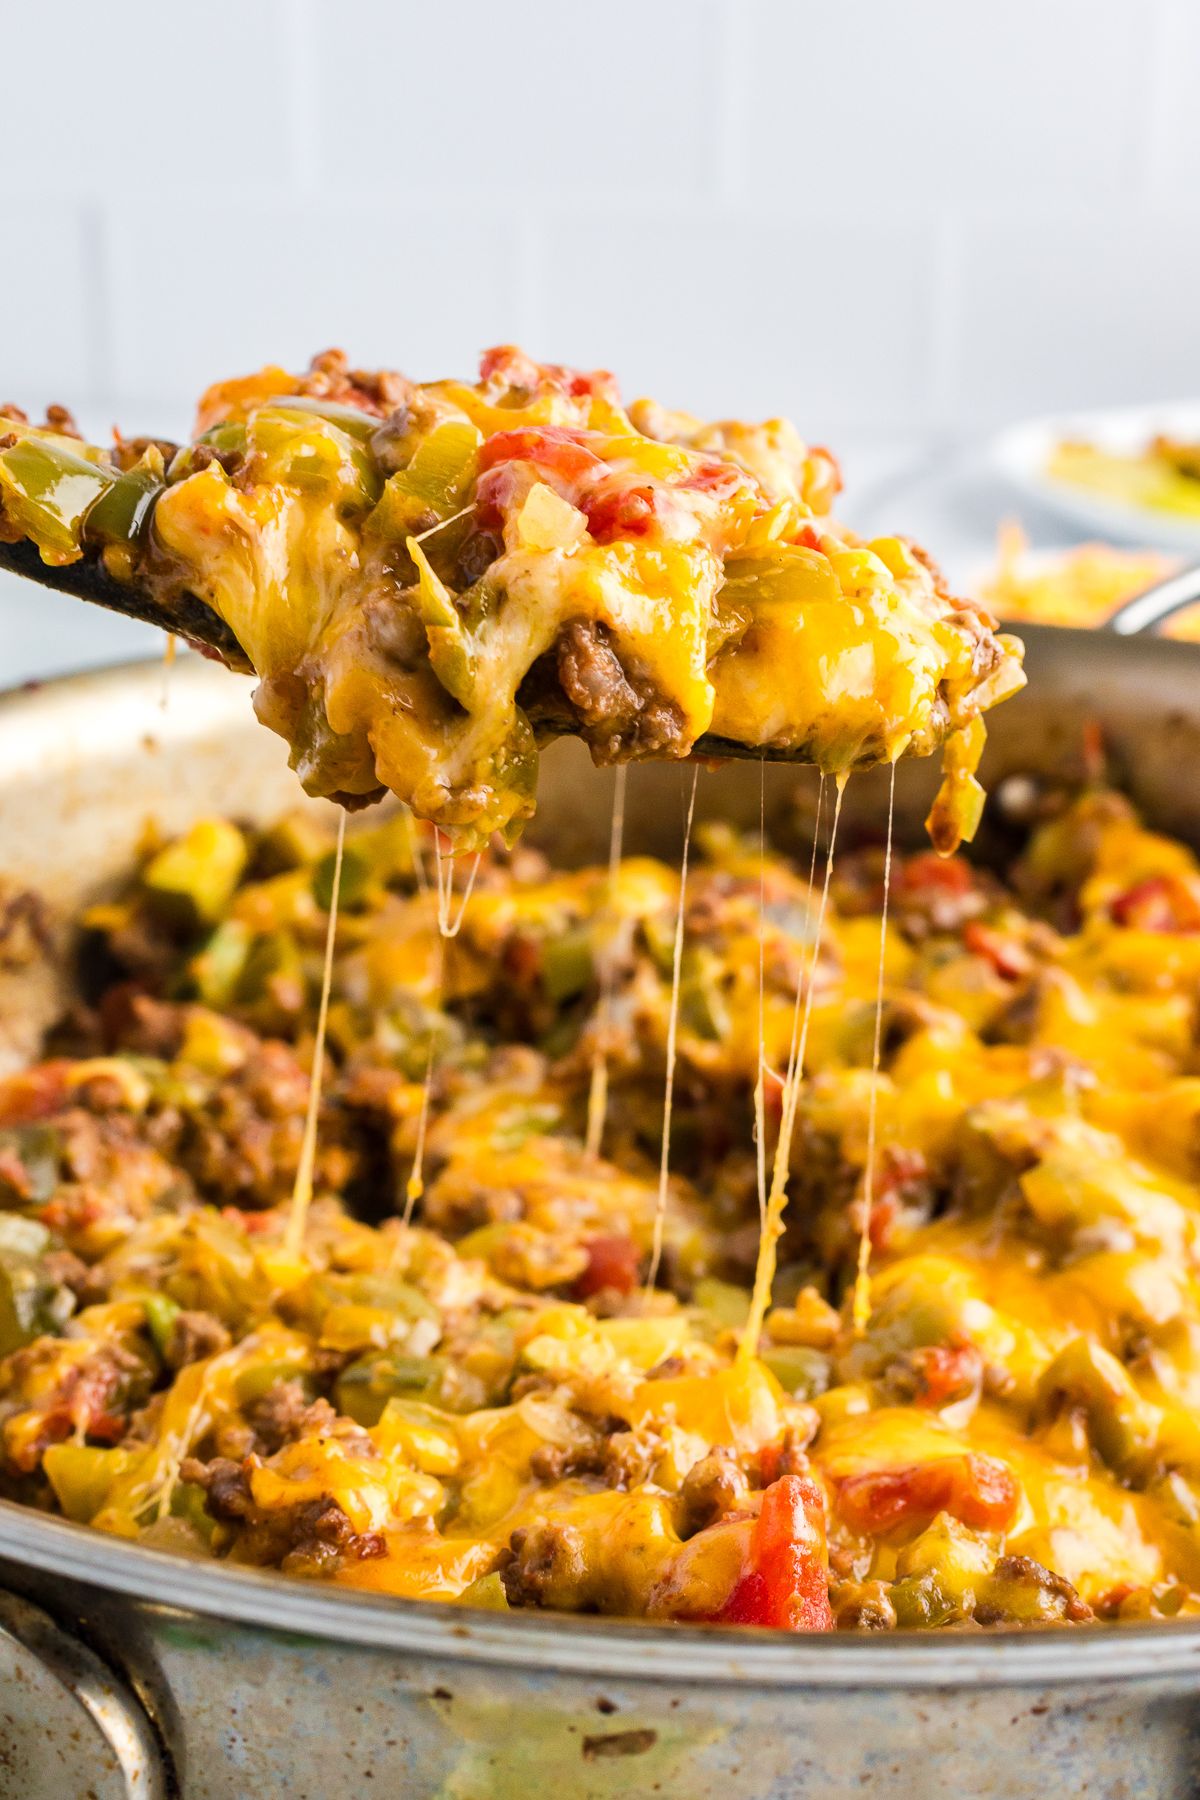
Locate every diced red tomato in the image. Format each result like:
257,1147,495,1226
502,934,542,988
1080,719,1106,785
866,1192,900,1254
862,1146,928,1254
909,1343,984,1410
220,1206,275,1236
1093,1581,1137,1617
477,426,605,488
14,1360,129,1474
1109,874,1200,933
717,1475,834,1632
477,347,617,403
677,458,746,501
837,1453,1018,1536
898,853,974,898
962,921,1031,981
582,482,660,541
0,1061,72,1126
574,1234,640,1299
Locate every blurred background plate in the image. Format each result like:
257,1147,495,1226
988,401,1200,551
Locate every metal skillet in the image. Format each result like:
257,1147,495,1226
2,624,1200,1798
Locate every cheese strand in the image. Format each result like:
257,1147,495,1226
753,757,768,1230
853,760,898,1333
645,765,700,1294
585,765,628,1160
739,777,844,1363
284,810,345,1258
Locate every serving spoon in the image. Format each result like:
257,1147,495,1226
0,537,252,673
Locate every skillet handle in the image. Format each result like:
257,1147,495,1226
1107,559,1200,636
0,1589,170,1799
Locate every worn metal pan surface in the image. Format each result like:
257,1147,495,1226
0,626,1199,1799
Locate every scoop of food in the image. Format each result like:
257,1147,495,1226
0,348,1024,850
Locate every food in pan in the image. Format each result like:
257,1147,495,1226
983,525,1192,636
0,349,1024,852
2,771,1200,1631
1048,432,1200,524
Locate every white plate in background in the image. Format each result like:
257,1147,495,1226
990,401,1200,553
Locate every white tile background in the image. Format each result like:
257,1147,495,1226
1,0,1195,677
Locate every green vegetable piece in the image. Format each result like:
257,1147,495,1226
0,1215,50,1259
459,1571,510,1611
191,920,252,1008
0,1216,73,1357
0,434,116,560
381,419,481,534
234,1359,313,1406
143,819,248,929
44,1444,134,1523
694,1277,751,1332
1034,1336,1160,1479
313,843,371,912
255,812,335,874
169,1479,217,1542
641,914,676,976
261,395,380,441
83,462,163,548
234,930,304,1010
888,1572,963,1630
250,406,381,509
408,536,476,707
195,421,249,454
142,1292,181,1357
761,1344,831,1400
336,1350,440,1426
679,951,731,1041
540,927,594,1003
0,1125,61,1205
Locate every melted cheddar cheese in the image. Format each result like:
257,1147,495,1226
984,524,1191,636
1,349,1023,850
2,775,1200,1630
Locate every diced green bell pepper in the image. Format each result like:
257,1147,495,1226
143,820,248,929
0,434,116,561
44,1444,135,1523
540,927,594,1002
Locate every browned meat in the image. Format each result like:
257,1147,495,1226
163,1310,231,1371
245,1385,353,1456
830,1579,898,1630
40,1249,102,1305
502,1520,588,1610
557,621,640,730
181,1451,385,1574
679,1449,751,1536
976,1554,1093,1625
299,349,412,420
174,1039,353,1210
181,1455,253,1521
